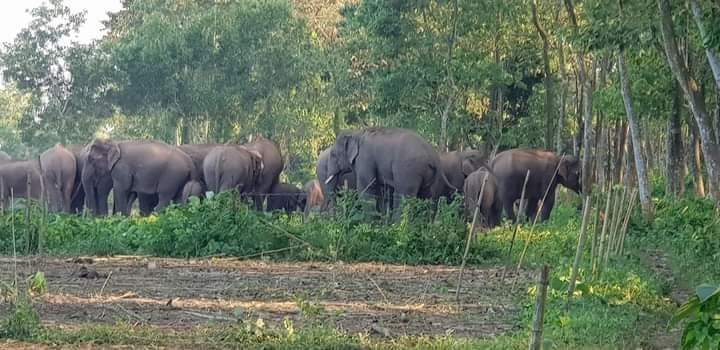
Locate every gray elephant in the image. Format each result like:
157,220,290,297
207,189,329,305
326,128,450,212
0,151,11,164
39,144,77,213
87,140,199,216
0,160,42,208
83,139,115,215
203,145,264,195
244,135,283,210
316,147,356,211
490,148,581,222
464,167,501,229
179,143,223,191
433,150,487,200
267,182,306,214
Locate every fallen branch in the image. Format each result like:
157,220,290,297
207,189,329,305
182,310,237,322
97,270,113,298
236,244,307,260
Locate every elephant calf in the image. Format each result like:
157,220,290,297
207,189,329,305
304,179,324,211
0,160,42,208
267,183,306,214
464,167,501,229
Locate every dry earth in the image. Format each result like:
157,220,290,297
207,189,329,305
0,256,534,347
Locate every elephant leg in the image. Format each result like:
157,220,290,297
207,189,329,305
502,195,517,223
524,199,539,221
138,193,158,216
539,193,556,221
113,188,131,216
98,181,113,216
155,192,174,212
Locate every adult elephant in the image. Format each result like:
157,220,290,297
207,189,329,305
326,128,449,212
316,147,356,211
433,150,487,200
39,144,77,213
244,135,283,210
87,140,200,216
178,143,223,191
203,145,264,195
267,182,306,214
490,148,581,222
464,167,501,229
0,151,11,164
0,160,42,208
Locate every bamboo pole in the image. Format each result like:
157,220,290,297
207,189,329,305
567,195,592,298
602,186,619,270
529,265,550,350
595,184,613,277
456,172,488,305
617,189,638,255
503,170,531,282
610,185,628,253
590,192,602,271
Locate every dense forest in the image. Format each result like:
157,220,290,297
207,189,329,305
2,0,720,348
1,0,718,200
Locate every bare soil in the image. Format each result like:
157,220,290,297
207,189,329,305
0,256,532,340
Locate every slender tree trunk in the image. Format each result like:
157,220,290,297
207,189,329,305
658,0,720,203
557,38,568,153
618,50,653,220
614,120,627,184
666,82,685,197
565,0,594,195
690,119,707,197
689,0,720,91
440,0,459,152
624,125,636,186
531,0,555,149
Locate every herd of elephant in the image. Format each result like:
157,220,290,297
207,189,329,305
0,127,582,227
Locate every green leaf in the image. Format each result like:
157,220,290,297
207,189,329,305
696,284,720,303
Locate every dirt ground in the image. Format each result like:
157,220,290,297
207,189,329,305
0,256,533,341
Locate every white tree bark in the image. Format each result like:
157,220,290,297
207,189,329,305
618,50,653,220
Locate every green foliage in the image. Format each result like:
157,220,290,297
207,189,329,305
671,284,720,349
0,299,41,340
28,272,47,296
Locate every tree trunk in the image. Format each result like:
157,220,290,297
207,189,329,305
557,37,568,153
614,120,627,184
666,82,685,197
690,119,707,197
658,0,720,204
565,0,595,196
531,0,555,149
618,50,653,220
689,0,720,91
624,125,636,186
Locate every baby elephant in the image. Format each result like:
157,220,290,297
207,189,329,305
266,183,306,214
464,167,501,229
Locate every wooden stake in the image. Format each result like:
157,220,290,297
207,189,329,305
610,185,628,253
567,195,592,298
503,170,530,282
602,186,619,270
589,192,601,271
617,189,637,256
457,172,488,305
529,265,550,350
594,184,613,277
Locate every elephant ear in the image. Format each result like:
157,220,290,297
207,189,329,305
558,155,573,180
343,135,360,165
107,142,121,172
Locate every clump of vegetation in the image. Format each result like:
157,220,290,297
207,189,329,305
671,284,720,349
0,298,41,340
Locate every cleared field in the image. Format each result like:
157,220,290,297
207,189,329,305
0,256,532,341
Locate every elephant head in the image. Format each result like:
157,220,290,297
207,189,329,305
87,139,118,173
558,155,581,193
460,150,487,177
326,132,358,185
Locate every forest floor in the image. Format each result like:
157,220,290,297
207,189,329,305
0,256,533,347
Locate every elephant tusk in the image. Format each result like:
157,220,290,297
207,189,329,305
325,174,335,185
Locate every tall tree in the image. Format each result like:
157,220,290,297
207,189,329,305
658,0,720,203
689,0,720,91
530,0,556,150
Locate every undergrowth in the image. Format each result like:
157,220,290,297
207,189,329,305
2,192,713,348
